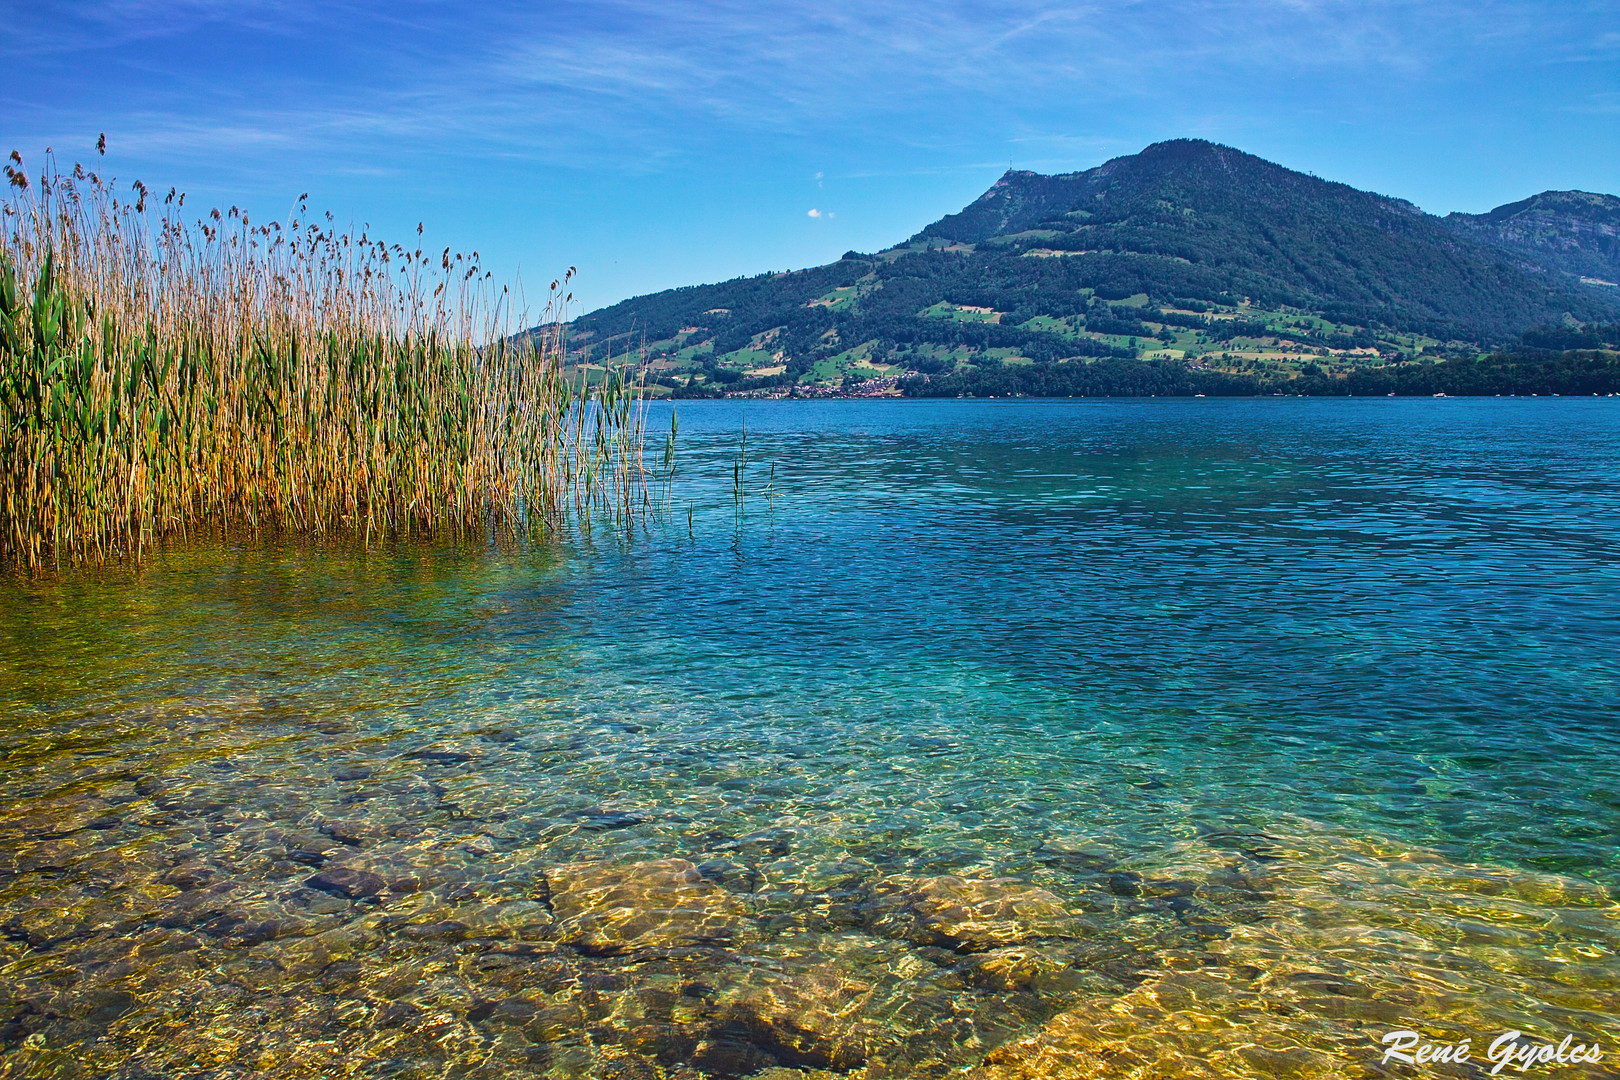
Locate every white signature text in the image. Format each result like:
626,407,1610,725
1380,1030,1604,1074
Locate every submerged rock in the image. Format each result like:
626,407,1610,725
546,859,751,955
964,969,1346,1080
404,749,474,766
525,1002,586,1042
305,866,386,901
955,946,1073,993
715,967,874,1072
74,988,137,1030
573,809,653,831
695,859,762,893
314,820,363,848
160,863,215,891
396,920,468,942
866,876,1076,952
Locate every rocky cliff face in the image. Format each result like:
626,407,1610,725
1446,190,1620,285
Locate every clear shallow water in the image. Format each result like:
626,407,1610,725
0,398,1617,1079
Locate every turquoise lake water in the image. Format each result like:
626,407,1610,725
1,398,1616,1078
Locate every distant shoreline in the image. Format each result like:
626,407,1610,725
664,347,1620,400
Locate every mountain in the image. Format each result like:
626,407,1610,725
1445,191,1620,286
565,140,1620,395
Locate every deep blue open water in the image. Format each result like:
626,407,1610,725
1,398,1616,1078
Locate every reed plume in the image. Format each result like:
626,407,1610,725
0,148,651,571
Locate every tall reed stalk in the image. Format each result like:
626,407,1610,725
0,147,651,571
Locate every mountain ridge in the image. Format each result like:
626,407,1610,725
916,140,1428,247
564,140,1619,395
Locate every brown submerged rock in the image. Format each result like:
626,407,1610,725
963,970,1345,1080
709,964,876,1072
956,946,1075,993
868,875,1075,952
546,858,751,955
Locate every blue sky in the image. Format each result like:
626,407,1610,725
4,2,1617,314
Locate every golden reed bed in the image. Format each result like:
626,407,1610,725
1,142,656,571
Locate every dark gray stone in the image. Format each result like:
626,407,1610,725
306,866,386,900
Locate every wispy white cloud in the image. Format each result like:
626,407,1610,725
7,0,1608,176
5,0,1614,310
